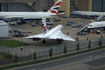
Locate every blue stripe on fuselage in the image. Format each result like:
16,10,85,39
88,26,105,29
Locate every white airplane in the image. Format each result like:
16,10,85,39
71,11,105,21
25,18,75,44
87,20,105,29
0,0,63,22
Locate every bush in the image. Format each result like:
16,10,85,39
98,38,102,47
15,53,18,64
88,40,91,49
33,52,37,60
63,45,67,54
0,55,4,60
49,47,53,57
76,42,80,51
1,51,12,59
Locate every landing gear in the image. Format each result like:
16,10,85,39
58,42,61,44
87,16,90,19
42,39,46,43
57,39,63,44
92,17,94,19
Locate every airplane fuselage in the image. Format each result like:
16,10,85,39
72,11,105,16
0,12,59,20
88,21,105,29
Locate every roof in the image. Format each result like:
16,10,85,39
0,20,8,26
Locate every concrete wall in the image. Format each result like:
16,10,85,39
75,0,92,11
54,0,92,17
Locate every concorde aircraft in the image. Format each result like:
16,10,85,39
0,0,63,22
87,20,105,29
71,11,105,21
25,18,75,44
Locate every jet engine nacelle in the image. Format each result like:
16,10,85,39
56,39,64,44
2,18,8,22
33,38,41,41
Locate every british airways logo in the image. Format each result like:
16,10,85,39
43,26,47,34
53,7,60,10
53,2,62,7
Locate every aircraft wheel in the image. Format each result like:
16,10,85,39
58,42,61,44
42,39,46,43
92,17,94,19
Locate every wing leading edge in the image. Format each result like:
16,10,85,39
49,30,75,41
25,33,43,39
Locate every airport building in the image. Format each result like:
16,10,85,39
35,0,54,11
54,0,105,17
0,0,36,12
0,0,54,12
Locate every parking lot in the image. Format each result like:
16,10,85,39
8,17,105,50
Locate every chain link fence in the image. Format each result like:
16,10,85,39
0,36,105,65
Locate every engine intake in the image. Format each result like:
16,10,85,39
33,38,41,41
56,39,64,44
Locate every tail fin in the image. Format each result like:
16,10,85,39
42,18,49,34
47,0,63,14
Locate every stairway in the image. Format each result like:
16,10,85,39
80,25,90,32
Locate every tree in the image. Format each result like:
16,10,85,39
88,40,91,49
98,38,102,47
15,53,18,64
49,47,53,57
63,45,67,54
76,42,80,51
33,52,37,60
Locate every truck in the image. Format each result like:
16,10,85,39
42,19,54,25
0,20,10,38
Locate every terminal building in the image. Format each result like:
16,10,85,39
54,0,105,17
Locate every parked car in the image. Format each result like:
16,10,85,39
32,23,35,27
72,25,80,28
66,22,75,26
77,32,89,35
46,21,54,25
9,21,17,26
15,32,24,37
54,18,60,22
47,26,51,29
95,30,100,34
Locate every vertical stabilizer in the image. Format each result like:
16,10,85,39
47,0,63,15
42,18,49,34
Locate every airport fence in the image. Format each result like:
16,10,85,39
0,36,105,65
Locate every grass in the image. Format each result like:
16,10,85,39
0,40,29,48
0,46,105,70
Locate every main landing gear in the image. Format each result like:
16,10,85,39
42,39,46,43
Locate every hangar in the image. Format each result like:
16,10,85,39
0,0,54,12
54,0,105,17
0,0,35,12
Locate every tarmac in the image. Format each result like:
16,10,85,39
2,17,105,50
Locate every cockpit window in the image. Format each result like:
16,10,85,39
88,25,93,26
